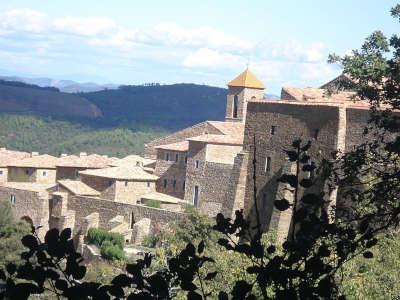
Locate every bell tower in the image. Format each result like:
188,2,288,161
225,68,265,122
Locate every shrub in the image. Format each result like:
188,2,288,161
141,234,157,248
86,228,125,250
142,199,161,208
100,241,126,261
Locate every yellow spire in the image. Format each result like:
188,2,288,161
227,68,265,89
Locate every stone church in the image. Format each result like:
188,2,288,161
146,70,374,240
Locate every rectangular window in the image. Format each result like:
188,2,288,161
193,185,199,206
264,156,271,173
42,171,47,176
314,129,319,140
270,126,276,135
25,169,30,175
0,170,3,175
163,179,167,188
165,152,170,161
147,182,151,188
75,170,80,178
185,156,188,164
10,194,16,205
195,160,200,169
108,180,113,187
125,181,128,187
182,180,186,191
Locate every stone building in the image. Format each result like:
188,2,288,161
56,153,117,180
242,81,372,240
0,148,30,183
8,153,59,184
146,69,265,217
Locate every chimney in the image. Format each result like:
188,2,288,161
60,153,68,157
80,152,87,157
31,152,39,157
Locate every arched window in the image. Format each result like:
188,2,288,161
232,95,239,118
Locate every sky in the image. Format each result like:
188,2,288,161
0,0,398,94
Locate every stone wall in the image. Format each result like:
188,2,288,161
144,122,221,158
0,186,50,239
114,180,155,204
67,195,182,235
56,167,87,180
80,174,116,200
8,167,56,184
184,140,235,217
0,168,8,183
154,149,187,199
206,144,242,164
243,101,342,236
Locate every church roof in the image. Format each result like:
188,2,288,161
227,69,265,89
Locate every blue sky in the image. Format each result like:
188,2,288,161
0,0,398,94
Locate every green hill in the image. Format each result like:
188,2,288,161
0,114,166,157
0,80,102,120
80,83,227,130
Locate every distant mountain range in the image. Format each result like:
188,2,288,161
0,75,118,93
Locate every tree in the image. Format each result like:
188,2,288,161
0,200,31,269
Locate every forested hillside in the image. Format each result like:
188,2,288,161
0,80,102,120
0,114,166,157
80,83,227,130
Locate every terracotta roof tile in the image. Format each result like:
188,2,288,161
281,87,357,103
57,154,117,168
0,148,30,167
58,180,100,196
110,155,156,167
154,141,189,152
207,121,244,136
187,134,243,145
227,69,265,89
79,166,159,181
9,154,59,169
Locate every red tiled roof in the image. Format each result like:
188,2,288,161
9,154,59,169
154,141,189,152
0,148,30,167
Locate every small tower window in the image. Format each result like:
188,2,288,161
182,180,186,191
270,126,276,135
163,179,167,188
185,156,188,164
232,95,239,118
314,129,319,140
10,194,16,205
195,160,200,169
264,156,272,173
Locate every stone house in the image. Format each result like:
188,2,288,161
241,81,375,240
0,148,30,183
8,153,59,184
79,165,159,204
56,153,117,180
146,69,265,217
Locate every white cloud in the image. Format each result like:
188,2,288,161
182,48,245,69
0,8,341,91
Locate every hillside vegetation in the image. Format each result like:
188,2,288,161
0,80,102,120
80,83,227,130
0,114,166,157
